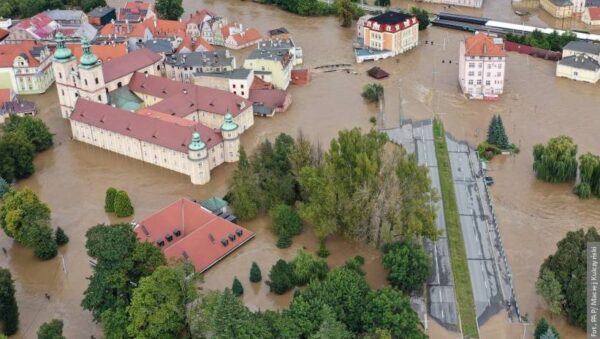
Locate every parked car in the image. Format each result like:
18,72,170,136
484,176,494,186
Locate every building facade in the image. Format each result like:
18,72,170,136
88,6,116,26
0,41,54,95
164,51,236,83
582,7,600,25
417,0,483,8
458,33,507,100
540,0,574,18
7,13,59,41
556,41,600,83
193,68,254,99
358,12,419,62
243,40,295,90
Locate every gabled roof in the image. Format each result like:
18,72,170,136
143,18,186,38
268,27,289,37
68,43,127,63
99,21,148,38
88,6,115,18
71,99,223,152
187,9,216,25
365,11,418,32
128,72,252,117
464,33,506,57
45,9,85,23
0,41,47,67
563,41,600,55
134,198,255,273
588,7,600,20
165,50,233,68
119,1,153,21
102,48,162,82
13,13,58,39
142,39,174,54
0,28,8,41
0,89,12,103
558,54,600,71
229,28,262,46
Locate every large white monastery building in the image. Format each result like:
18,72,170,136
51,33,254,184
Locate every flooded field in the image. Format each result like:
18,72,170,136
1,0,599,338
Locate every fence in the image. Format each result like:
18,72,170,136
504,41,562,61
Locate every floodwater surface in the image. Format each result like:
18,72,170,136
2,0,599,338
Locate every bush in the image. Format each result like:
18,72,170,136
317,239,330,258
534,318,560,339
477,142,501,160
291,249,329,286
343,255,365,275
37,319,65,339
232,277,244,296
574,153,600,199
55,227,69,246
361,83,384,103
271,204,302,247
267,259,295,295
250,262,262,283
32,230,58,261
276,233,292,249
113,190,134,218
533,136,578,183
104,187,117,213
382,241,430,293
0,177,9,198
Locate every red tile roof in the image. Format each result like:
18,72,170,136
15,13,54,30
99,22,148,38
71,99,223,152
129,72,252,117
194,37,214,52
68,43,128,63
187,9,215,25
102,48,162,82
230,28,262,46
250,76,273,90
134,198,255,273
249,89,289,110
0,89,12,104
143,18,186,38
119,1,153,21
0,28,9,41
588,7,600,20
464,33,506,57
0,41,46,67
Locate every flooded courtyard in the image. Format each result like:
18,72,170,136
1,0,600,338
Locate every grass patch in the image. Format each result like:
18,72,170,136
432,119,479,339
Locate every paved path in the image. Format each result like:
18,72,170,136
385,121,459,331
445,135,519,324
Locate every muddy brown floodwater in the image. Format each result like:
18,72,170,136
1,0,599,338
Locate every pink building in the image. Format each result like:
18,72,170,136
458,33,507,100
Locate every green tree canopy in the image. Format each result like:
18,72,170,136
309,305,353,339
230,147,260,220
538,227,600,329
534,318,560,339
267,259,296,295
574,153,600,199
382,241,430,293
0,177,9,198
55,227,69,246
536,268,565,315
291,249,329,286
362,83,384,103
362,287,426,338
410,7,430,30
271,204,303,248
0,132,35,181
155,0,184,20
127,264,197,338
104,187,117,213
486,115,510,149
232,277,244,296
113,190,133,218
3,115,53,153
37,319,65,339
101,304,128,339
533,135,578,183
0,268,19,336
250,262,262,283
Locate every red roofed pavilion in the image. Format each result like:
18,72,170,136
134,198,255,273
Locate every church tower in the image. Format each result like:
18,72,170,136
221,112,240,163
77,37,107,106
52,32,76,118
188,132,210,185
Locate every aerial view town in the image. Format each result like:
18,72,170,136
0,0,599,338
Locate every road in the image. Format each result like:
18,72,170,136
445,135,519,324
386,121,459,331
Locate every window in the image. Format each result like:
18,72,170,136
241,84,244,89
468,80,473,85
241,91,244,96
496,72,501,77
485,80,490,85
84,79,88,86
476,80,482,85
95,77,99,84
117,82,122,88
59,72,62,79
157,65,160,70
233,84,236,88
98,95,102,101
469,62,475,68
468,71,474,76
61,89,65,96
486,72,491,77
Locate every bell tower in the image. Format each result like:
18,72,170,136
188,132,210,185
78,37,107,105
52,32,76,118
221,112,240,163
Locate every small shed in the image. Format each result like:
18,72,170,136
367,66,390,79
201,196,228,214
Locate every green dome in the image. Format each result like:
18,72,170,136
188,132,206,151
53,32,73,62
221,112,238,132
79,37,99,68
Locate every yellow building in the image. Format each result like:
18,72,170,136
243,40,293,90
540,0,574,18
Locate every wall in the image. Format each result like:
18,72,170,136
556,63,600,83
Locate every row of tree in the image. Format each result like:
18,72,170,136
256,0,363,27
104,187,134,218
505,30,577,52
0,188,68,260
0,116,53,183
0,0,106,19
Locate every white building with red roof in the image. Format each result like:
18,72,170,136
458,32,507,100
134,198,255,273
185,9,216,39
0,41,54,94
118,0,156,22
51,33,252,184
583,7,600,25
7,13,59,41
357,11,419,63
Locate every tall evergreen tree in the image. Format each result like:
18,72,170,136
486,115,499,146
0,268,19,336
113,191,134,218
232,277,244,296
250,262,262,283
104,187,117,213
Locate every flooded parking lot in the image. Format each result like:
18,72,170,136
2,0,600,337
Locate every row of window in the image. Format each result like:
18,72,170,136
467,79,503,86
468,62,504,69
467,71,502,77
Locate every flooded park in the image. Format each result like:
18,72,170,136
1,0,600,337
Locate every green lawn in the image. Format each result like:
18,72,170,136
432,119,479,339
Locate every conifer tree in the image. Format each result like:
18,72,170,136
55,227,69,246
250,262,262,283
0,268,19,336
104,187,117,213
113,190,134,218
232,277,244,296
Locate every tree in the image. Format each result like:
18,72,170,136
534,318,560,339
230,147,260,220
101,305,128,339
533,136,578,183
538,228,600,329
335,0,358,27
0,268,19,336
232,277,244,296
80,0,107,12
0,132,35,181
113,190,133,218
309,305,353,339
3,115,53,153
362,83,384,103
250,262,262,283
127,264,197,338
410,7,430,31
0,177,9,198
104,187,117,213
55,227,69,246
536,269,565,315
574,153,600,199
37,319,65,339
155,0,184,20
0,188,57,260
362,287,426,339
291,249,329,286
267,259,295,295
382,241,430,293
375,0,390,6
486,115,510,149
271,204,303,248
